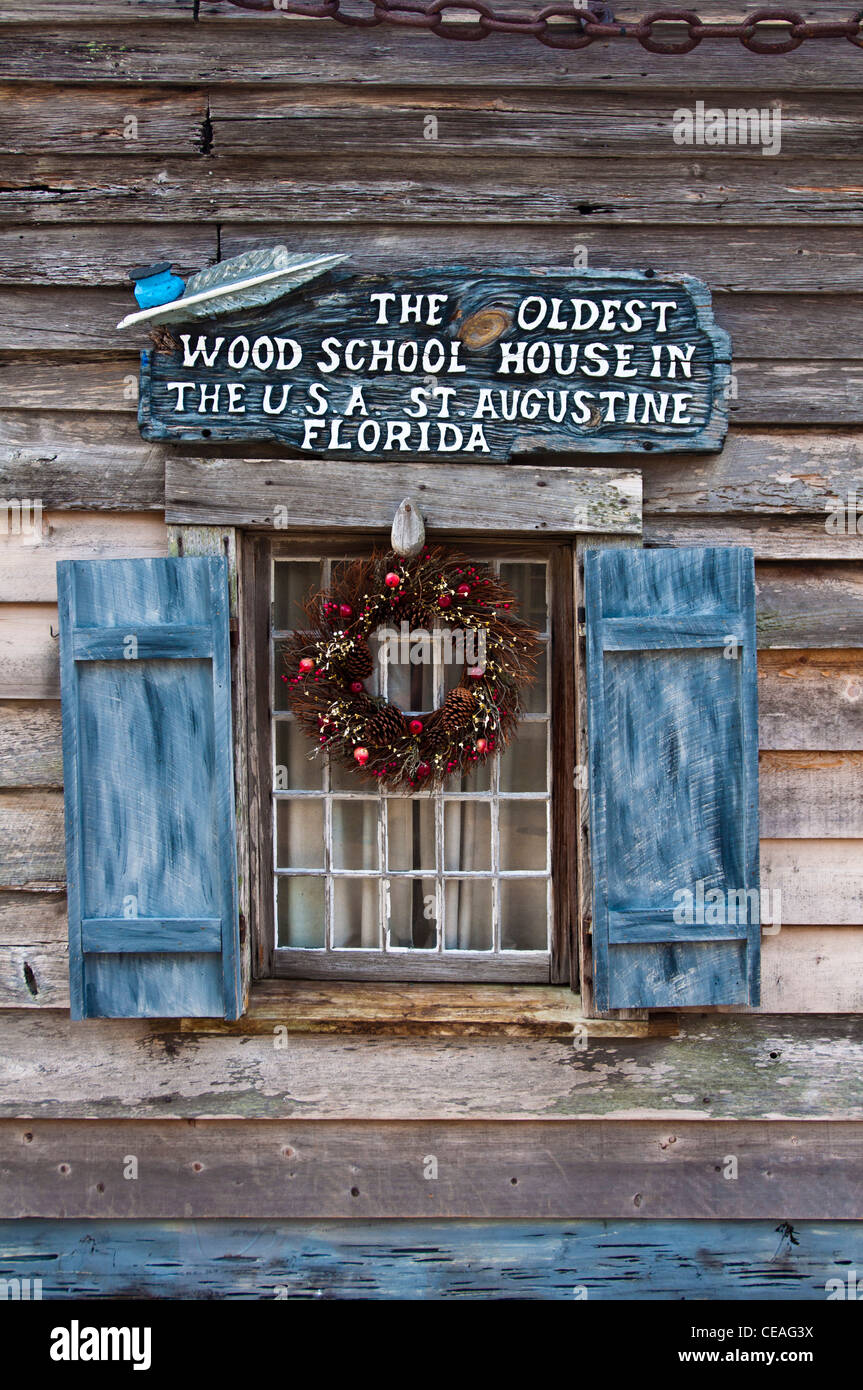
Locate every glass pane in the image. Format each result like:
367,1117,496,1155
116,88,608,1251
522,645,548,715
498,800,548,871
273,645,293,711
276,875,325,948
332,799,380,871
387,876,438,949
498,562,548,631
499,721,548,794
444,800,491,872
276,798,325,869
274,560,320,632
455,758,491,794
500,878,549,950
385,649,434,712
444,879,493,951
274,719,323,792
387,798,435,872
332,877,381,948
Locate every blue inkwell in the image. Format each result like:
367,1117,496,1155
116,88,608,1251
129,262,185,310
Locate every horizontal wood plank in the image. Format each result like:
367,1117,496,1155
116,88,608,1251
186,980,671,1039
761,839,863,924
0,287,146,349
0,889,66,945
2,0,850,19
755,564,863,647
0,437,164,512
0,225,217,287
207,91,863,160
759,751,863,837
3,155,863,225
645,516,863,559
1,1214,861,1299
644,427,863,515
0,701,62,787
2,25,862,90
3,1008,863,1118
0,0,200,18
758,649,863,749
4,1116,863,1219
0,943,67,1006
756,926,863,1013
0,789,65,889
0,84,207,156
0,604,59,699
221,223,863,295
6,223,862,293
166,458,643,534
0,511,169,602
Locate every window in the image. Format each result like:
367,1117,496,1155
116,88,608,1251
247,536,575,984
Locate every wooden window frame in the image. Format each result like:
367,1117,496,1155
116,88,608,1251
168,456,643,1012
243,531,577,988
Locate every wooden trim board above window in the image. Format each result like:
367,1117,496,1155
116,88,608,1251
165,458,642,537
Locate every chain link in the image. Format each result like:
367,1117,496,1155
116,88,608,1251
252,0,863,47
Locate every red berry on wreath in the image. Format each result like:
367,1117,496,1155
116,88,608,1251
339,603,353,619
409,719,424,735
476,737,488,754
350,680,365,694
353,747,370,766
385,572,401,588
457,583,471,597
416,762,431,778
438,593,452,609
299,657,315,673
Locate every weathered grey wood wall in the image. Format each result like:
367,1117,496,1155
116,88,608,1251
1,1,862,1014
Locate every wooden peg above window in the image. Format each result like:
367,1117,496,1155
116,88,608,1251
391,497,425,557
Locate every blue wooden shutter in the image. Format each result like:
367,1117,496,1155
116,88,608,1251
57,556,242,1019
585,547,760,1010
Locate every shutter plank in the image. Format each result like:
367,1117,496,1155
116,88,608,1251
586,547,760,1010
57,556,241,1019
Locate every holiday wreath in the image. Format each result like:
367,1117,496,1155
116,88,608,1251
281,546,541,791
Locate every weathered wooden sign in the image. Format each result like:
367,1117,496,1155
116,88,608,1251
139,267,731,457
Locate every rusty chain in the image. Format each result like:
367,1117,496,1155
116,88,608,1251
226,1,863,49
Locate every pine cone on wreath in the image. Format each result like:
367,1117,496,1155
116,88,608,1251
423,720,450,752
367,703,408,744
440,686,477,732
341,636,374,679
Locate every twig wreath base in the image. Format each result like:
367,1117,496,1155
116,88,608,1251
281,546,541,791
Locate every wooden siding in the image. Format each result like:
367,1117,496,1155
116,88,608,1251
0,10,861,1026
2,1216,861,1300
2,1117,863,1220
2,1010,863,1121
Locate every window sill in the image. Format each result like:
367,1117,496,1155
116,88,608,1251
179,980,679,1039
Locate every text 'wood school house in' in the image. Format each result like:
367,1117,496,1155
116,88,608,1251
0,0,862,1299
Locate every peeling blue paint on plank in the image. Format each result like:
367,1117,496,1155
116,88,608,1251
56,557,241,1020
585,547,760,1010
0,1219,855,1300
